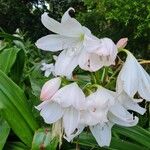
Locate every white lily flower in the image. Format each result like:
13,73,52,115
82,87,115,147
36,8,117,77
116,50,150,101
65,87,114,146
41,62,55,77
36,82,85,139
73,87,139,147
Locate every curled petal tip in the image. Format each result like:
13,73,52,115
68,7,75,12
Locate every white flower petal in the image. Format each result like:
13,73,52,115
63,107,80,136
83,34,101,53
78,51,103,72
36,101,64,124
118,91,146,115
41,63,54,77
64,124,85,142
54,50,79,77
61,7,75,23
82,87,114,126
82,26,91,35
108,104,139,127
61,18,84,37
138,66,150,101
80,110,101,126
95,38,117,57
90,122,113,147
44,69,52,77
41,12,83,37
41,12,62,34
117,51,150,101
52,83,85,109
116,52,139,97
35,34,79,51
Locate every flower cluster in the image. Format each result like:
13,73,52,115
35,8,150,147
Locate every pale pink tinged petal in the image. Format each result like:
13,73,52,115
61,7,75,23
40,77,61,101
89,53,104,71
90,122,113,147
64,124,85,142
52,83,85,109
108,104,139,127
95,38,117,57
116,38,128,48
63,107,80,136
78,51,103,72
35,34,79,51
36,102,64,124
78,51,92,71
116,53,139,97
54,50,79,77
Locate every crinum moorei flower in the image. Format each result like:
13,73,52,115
66,87,143,147
36,7,117,77
36,77,85,139
117,50,150,101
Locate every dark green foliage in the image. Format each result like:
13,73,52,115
77,0,150,58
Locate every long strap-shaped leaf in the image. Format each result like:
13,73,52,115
0,47,20,74
113,125,150,148
75,132,149,150
0,70,39,146
0,117,10,150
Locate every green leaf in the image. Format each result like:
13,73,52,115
113,125,150,148
0,47,20,74
31,128,59,150
4,142,29,150
0,32,23,42
0,70,39,146
0,117,10,150
75,132,149,150
10,49,25,83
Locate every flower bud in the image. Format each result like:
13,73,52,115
116,38,128,48
40,77,61,101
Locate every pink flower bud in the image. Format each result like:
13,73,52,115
40,77,61,101
116,38,128,48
